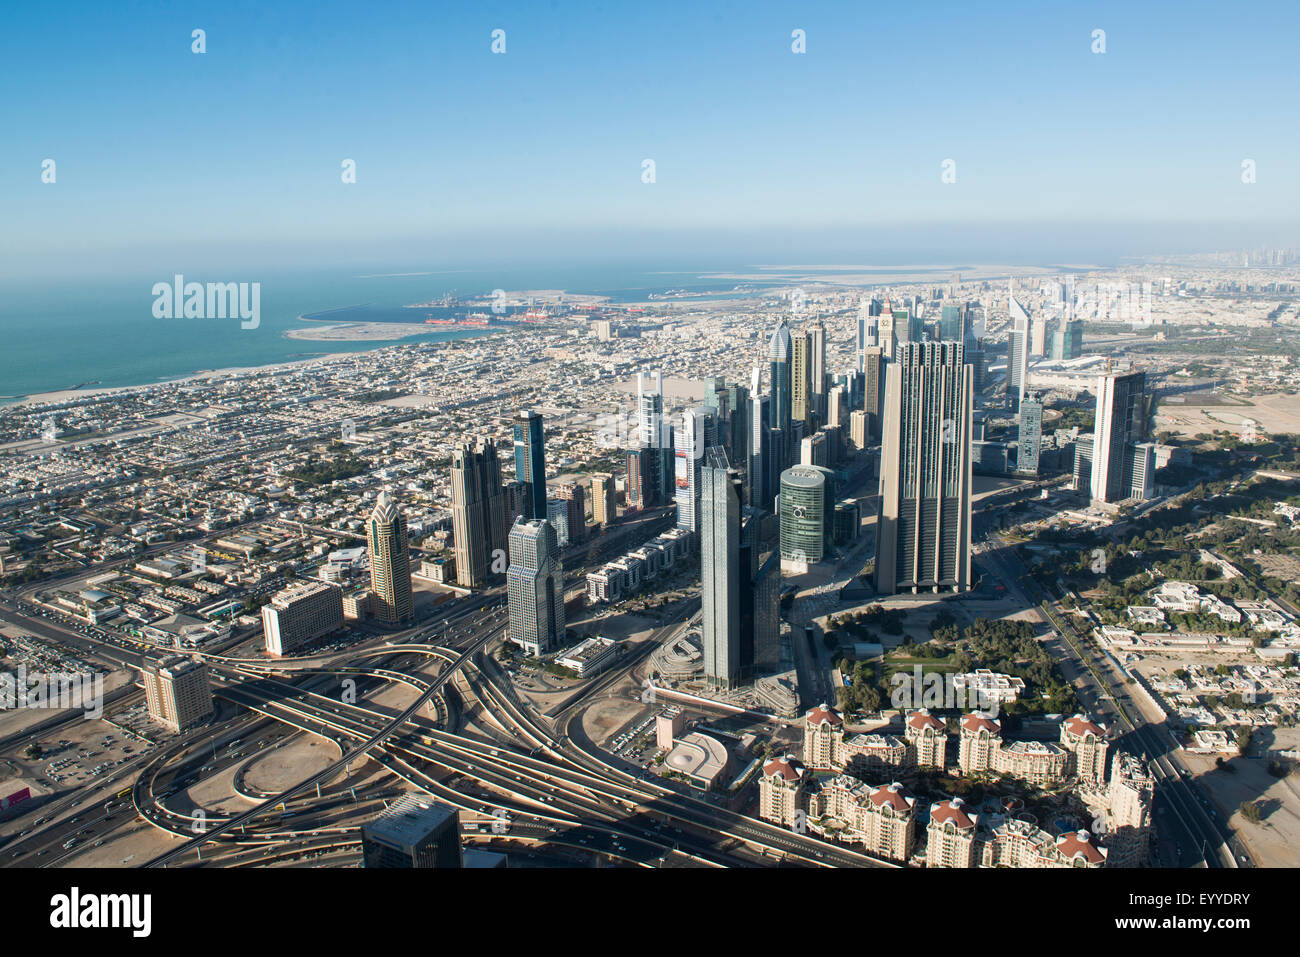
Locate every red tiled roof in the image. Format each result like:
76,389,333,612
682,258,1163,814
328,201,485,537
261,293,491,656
930,799,975,830
869,783,912,812
763,756,805,781
907,709,945,731
1056,830,1106,864
1065,714,1105,738
961,712,1001,734
806,703,842,727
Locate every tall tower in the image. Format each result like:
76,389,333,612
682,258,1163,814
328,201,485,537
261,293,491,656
450,437,508,588
506,519,565,656
790,329,813,431
1090,370,1148,504
700,448,742,690
513,410,547,521
768,320,793,462
861,346,886,441
808,320,827,422
674,405,718,533
1017,394,1044,476
857,297,880,372
748,392,771,509
590,472,616,526
367,492,413,624
875,341,972,594
1007,297,1030,413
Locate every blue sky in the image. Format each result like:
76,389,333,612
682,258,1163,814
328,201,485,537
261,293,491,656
1,0,1297,278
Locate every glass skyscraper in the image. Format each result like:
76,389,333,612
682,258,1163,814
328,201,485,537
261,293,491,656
513,410,547,521
875,341,972,594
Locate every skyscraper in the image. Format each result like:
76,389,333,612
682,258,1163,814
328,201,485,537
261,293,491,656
875,341,972,594
590,472,616,526
552,482,585,543
513,410,547,520
635,370,668,505
700,448,742,690
361,795,463,869
861,346,886,441
1007,298,1030,414
1017,394,1044,476
1091,371,1150,504
940,303,968,342
1051,317,1084,360
779,464,834,573
768,320,793,463
367,492,413,624
506,519,565,656
808,320,827,422
857,298,880,372
791,328,813,432
748,392,771,509
450,437,508,588
674,405,718,533
1030,315,1049,358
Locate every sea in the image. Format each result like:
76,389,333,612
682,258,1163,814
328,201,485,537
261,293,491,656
0,264,788,403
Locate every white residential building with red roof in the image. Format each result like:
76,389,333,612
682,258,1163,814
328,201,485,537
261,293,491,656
758,754,808,828
904,708,948,769
1060,713,1109,785
926,797,979,868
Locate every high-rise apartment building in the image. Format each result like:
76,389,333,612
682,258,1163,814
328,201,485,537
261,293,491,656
875,341,972,594
450,437,509,588
552,482,586,543
367,492,413,625
261,580,344,656
790,328,814,432
141,655,213,733
506,519,565,656
861,346,886,441
590,472,616,526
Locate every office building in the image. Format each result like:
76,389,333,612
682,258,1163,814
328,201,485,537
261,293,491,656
768,320,793,464
590,472,616,525
674,405,718,533
625,446,652,510
779,464,834,573
857,298,880,372
808,320,827,421
861,346,886,441
513,410,548,520
1051,317,1083,360
1007,298,1030,413
939,303,967,342
553,482,586,543
450,437,509,588
790,328,814,432
1017,394,1044,475
875,341,972,594
367,492,413,625
748,391,771,509
261,580,344,656
700,449,742,689
361,795,462,868
545,499,571,547
141,655,213,733
506,519,565,656
1030,314,1048,358
1090,371,1149,504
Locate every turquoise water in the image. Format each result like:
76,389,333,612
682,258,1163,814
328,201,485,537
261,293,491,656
0,265,765,401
